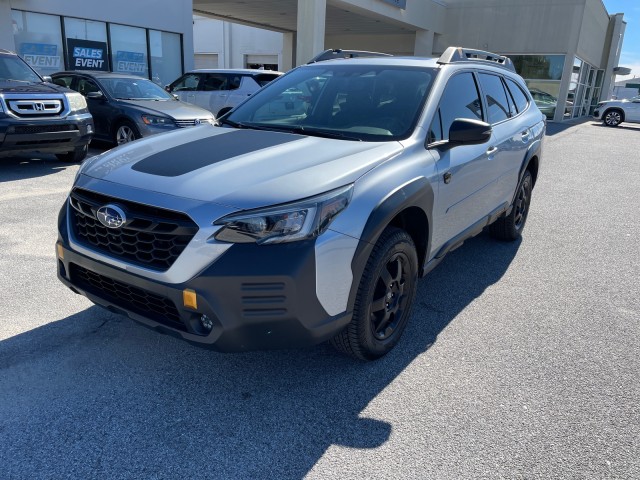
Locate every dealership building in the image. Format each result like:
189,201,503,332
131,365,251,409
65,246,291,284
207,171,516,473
0,0,627,122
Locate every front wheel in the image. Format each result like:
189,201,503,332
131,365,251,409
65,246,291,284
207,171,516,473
114,121,140,145
603,109,622,127
55,144,88,163
331,227,418,361
490,170,533,241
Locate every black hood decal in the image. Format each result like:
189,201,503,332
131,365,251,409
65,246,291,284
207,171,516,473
131,129,303,177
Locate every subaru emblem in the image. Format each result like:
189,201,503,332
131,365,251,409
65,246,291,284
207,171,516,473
96,204,127,229
194,119,201,125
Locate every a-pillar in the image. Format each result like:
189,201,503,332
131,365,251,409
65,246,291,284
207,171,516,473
296,0,326,66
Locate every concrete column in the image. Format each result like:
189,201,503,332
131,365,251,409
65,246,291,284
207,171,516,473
0,0,16,52
222,21,232,68
601,13,626,101
296,0,326,66
414,29,434,57
282,32,295,71
553,54,575,122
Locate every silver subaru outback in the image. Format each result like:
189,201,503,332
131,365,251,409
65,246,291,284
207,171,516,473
57,47,545,360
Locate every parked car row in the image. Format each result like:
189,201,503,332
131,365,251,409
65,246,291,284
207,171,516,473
1,49,282,162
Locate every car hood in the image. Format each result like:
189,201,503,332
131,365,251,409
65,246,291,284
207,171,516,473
116,99,213,119
0,81,69,94
79,126,403,210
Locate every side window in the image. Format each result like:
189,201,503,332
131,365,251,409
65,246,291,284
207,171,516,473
505,78,529,114
201,74,228,91
77,78,100,96
254,73,280,87
171,74,201,92
430,72,483,142
229,75,242,90
478,73,511,124
53,76,74,88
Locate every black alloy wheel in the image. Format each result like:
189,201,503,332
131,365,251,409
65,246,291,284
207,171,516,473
331,227,418,360
489,169,533,241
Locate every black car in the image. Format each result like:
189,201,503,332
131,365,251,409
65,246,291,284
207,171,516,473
0,49,93,162
51,71,215,145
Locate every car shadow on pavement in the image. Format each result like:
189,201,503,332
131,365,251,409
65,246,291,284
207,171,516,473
0,231,520,479
0,155,76,181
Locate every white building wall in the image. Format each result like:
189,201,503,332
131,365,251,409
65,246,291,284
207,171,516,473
434,0,585,56
194,16,283,70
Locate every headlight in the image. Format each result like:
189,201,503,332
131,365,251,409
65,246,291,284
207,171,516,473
214,184,353,244
141,114,174,126
66,92,87,112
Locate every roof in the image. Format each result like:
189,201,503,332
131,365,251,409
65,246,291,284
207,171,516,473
187,68,283,75
52,71,152,80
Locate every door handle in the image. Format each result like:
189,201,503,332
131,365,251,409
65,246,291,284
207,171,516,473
443,172,452,184
486,146,498,156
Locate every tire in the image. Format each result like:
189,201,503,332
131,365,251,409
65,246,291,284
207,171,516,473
331,227,418,361
55,144,88,163
114,120,140,145
490,170,533,241
603,109,623,127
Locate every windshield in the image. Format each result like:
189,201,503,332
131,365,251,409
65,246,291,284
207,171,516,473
99,77,175,100
0,55,42,83
225,64,436,141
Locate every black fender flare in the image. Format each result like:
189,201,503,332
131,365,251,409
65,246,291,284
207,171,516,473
346,177,434,312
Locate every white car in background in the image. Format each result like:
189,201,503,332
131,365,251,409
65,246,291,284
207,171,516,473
593,96,640,126
166,69,282,117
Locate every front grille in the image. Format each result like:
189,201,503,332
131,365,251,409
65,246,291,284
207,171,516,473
70,264,186,331
174,119,208,128
7,99,63,117
13,124,77,135
69,188,199,271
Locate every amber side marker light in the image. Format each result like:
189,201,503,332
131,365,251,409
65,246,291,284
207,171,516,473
183,289,198,310
56,244,64,259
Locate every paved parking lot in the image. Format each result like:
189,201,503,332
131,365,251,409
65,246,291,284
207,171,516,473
0,123,638,479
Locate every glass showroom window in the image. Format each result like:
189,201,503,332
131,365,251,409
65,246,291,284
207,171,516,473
11,10,63,76
511,54,565,120
64,18,109,72
110,24,148,78
149,30,182,87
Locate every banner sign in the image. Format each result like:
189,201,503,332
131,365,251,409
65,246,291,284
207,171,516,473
115,51,146,73
20,43,61,69
67,39,108,71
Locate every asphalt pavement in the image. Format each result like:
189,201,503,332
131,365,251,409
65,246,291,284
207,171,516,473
0,123,638,479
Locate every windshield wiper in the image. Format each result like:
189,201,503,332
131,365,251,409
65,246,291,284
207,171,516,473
217,118,273,131
288,126,362,141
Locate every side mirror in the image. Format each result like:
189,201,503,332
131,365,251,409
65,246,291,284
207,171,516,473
42,75,53,83
448,118,492,146
86,91,104,100
165,85,172,92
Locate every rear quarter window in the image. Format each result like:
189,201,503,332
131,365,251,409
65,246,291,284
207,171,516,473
505,77,530,113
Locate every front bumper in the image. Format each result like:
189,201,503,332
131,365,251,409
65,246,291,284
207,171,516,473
56,202,351,352
0,112,93,157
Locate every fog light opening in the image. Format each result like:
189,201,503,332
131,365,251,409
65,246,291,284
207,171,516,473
200,314,213,331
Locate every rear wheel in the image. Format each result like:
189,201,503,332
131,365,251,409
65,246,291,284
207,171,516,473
114,120,140,145
603,109,622,127
55,144,88,163
331,227,418,360
490,170,533,241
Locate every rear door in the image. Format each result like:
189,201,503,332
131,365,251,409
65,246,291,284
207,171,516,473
476,72,530,209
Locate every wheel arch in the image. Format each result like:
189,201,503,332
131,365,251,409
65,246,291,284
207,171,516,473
347,177,433,312
603,107,625,122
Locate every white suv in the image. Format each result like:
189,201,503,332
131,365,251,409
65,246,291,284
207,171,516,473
593,96,640,126
167,69,282,117
57,47,545,360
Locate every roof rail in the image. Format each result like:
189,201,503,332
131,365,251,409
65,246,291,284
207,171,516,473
437,47,515,72
307,49,392,64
